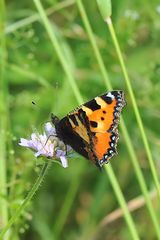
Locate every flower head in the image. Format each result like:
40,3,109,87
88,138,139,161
19,122,72,168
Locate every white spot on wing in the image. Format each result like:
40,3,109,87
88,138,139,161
112,136,116,140
111,142,114,147
106,92,114,99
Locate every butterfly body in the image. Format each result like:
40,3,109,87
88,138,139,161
52,90,126,168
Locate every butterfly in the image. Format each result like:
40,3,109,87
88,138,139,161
51,90,126,169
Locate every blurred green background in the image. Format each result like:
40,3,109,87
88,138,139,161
1,0,160,239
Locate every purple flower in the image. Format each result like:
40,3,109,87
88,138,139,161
19,123,72,168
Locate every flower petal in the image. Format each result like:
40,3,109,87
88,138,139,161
19,138,30,147
56,149,65,157
60,156,68,168
34,151,41,157
45,122,56,136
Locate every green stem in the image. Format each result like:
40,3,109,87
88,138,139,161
105,165,140,240
0,0,9,238
105,17,160,201
76,0,111,90
0,162,50,239
120,119,160,239
33,0,83,104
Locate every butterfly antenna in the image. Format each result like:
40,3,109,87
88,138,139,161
43,134,57,147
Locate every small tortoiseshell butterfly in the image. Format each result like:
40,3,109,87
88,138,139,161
51,90,126,168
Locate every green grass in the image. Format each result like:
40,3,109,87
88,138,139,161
0,0,160,239
0,1,9,239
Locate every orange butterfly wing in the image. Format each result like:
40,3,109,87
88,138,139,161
54,90,126,168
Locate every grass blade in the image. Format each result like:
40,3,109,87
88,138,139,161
105,16,160,200
0,0,9,238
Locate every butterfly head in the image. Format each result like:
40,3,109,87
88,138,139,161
51,113,60,126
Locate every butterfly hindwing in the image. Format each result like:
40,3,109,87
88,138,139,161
54,90,126,168
55,109,97,164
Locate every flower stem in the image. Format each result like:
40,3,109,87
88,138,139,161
0,162,50,239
